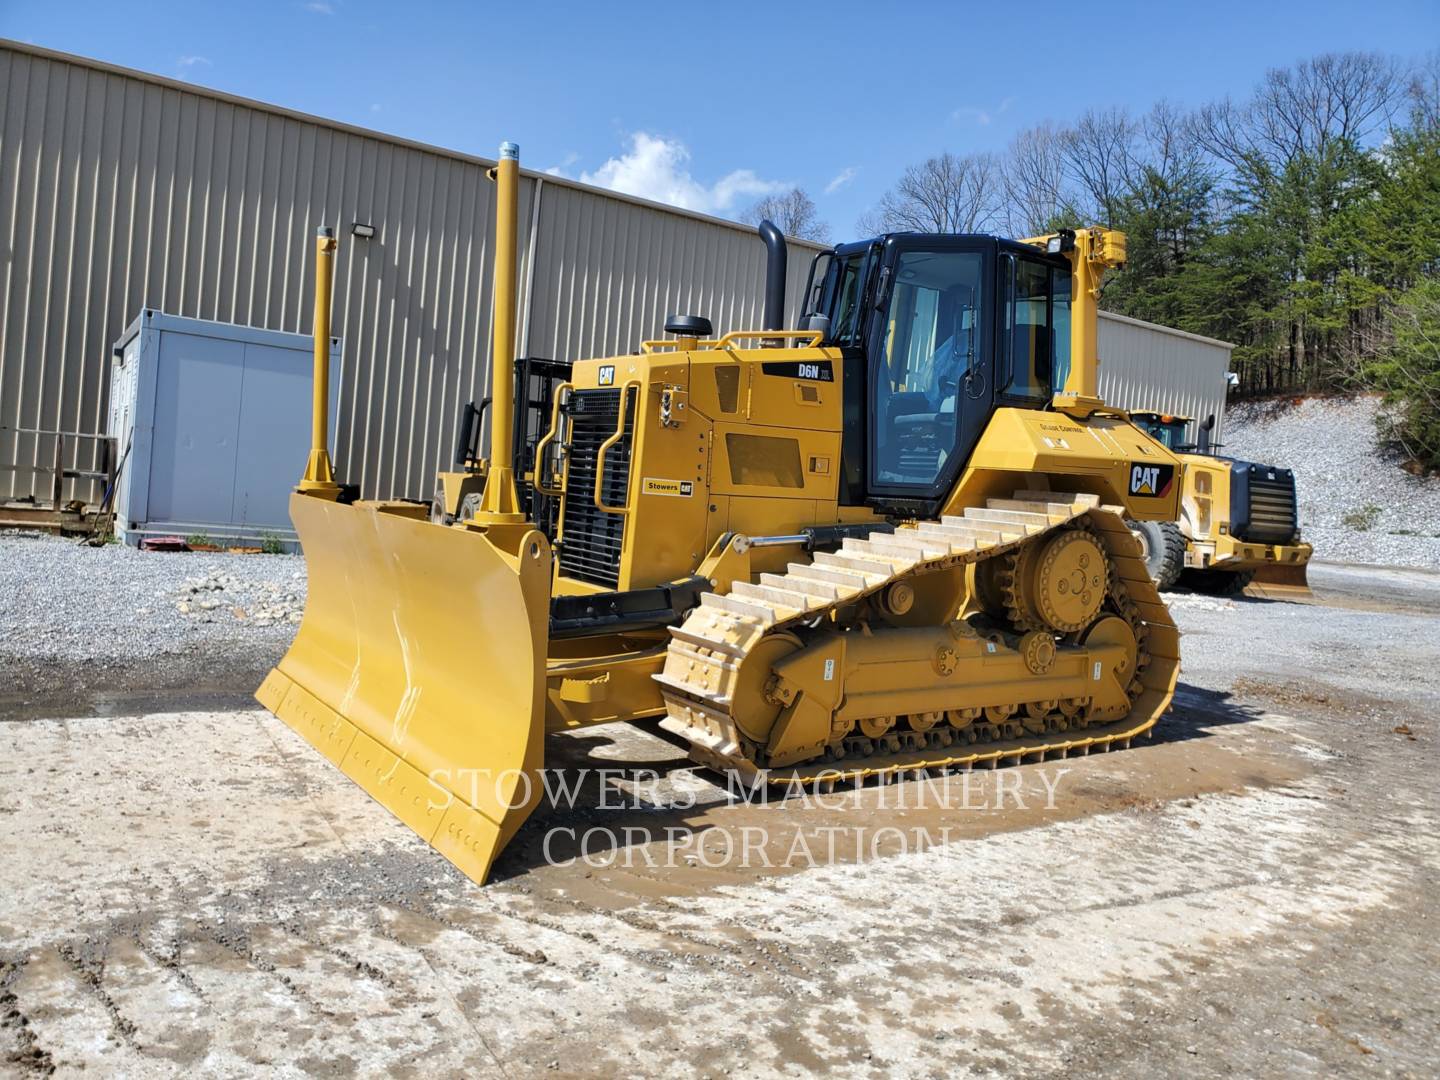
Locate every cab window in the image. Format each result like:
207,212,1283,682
825,253,869,348
871,250,983,488
1001,257,1070,400
1051,271,1072,393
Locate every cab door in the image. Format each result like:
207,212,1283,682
996,250,1072,405
865,238,995,502
810,242,879,506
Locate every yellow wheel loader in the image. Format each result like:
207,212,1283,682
1128,412,1312,597
258,142,1183,885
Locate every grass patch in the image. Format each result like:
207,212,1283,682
1341,505,1382,532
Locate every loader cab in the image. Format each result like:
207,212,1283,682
1130,411,1196,452
803,233,1072,513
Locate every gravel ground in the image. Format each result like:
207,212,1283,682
0,563,1436,1076
1224,394,1440,569
5,396,1434,713
0,532,302,712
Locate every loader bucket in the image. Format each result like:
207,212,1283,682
1246,561,1313,601
256,492,553,885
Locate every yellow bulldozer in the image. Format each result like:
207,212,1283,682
257,142,1183,885
1126,411,1312,597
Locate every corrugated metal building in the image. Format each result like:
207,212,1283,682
0,39,1231,508
0,39,820,504
1098,313,1233,446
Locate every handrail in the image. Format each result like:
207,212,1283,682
639,328,825,353
531,382,572,496
640,338,722,352
715,329,824,349
594,382,640,514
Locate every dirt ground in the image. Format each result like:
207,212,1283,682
1,563,1437,1078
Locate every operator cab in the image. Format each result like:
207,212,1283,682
802,233,1073,513
1129,411,1196,452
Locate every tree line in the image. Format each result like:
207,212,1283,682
754,52,1440,467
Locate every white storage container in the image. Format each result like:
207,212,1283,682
108,310,340,550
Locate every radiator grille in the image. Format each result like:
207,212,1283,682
1239,468,1298,543
558,388,635,587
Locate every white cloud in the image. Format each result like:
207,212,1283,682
544,152,580,178
824,166,858,195
304,1,338,13
369,103,382,113
175,55,211,81
578,132,787,214
952,97,1014,127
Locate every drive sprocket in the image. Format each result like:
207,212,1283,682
993,523,1110,633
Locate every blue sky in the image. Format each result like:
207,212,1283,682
3,0,1437,234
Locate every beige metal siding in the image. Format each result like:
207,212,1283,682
0,41,822,505
4,42,1227,511
527,179,816,363
0,42,535,503
1098,312,1233,445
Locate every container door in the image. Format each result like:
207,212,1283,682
147,331,244,526
233,341,328,532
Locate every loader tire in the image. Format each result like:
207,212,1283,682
430,484,455,526
1130,520,1185,590
1180,568,1254,596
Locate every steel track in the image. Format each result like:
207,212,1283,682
655,491,1181,785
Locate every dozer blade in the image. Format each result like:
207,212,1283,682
256,492,552,886
1246,561,1313,601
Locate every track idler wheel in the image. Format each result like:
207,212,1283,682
1081,615,1138,686
732,632,804,745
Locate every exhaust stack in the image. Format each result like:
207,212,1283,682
757,219,787,332
299,226,341,497
473,141,527,524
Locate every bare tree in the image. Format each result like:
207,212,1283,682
1124,101,1219,273
1141,101,1205,185
1062,107,1139,225
739,188,830,242
1262,52,1403,154
1409,50,1440,131
1192,97,1254,177
1002,122,1072,236
859,152,1002,235
1197,52,1405,173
